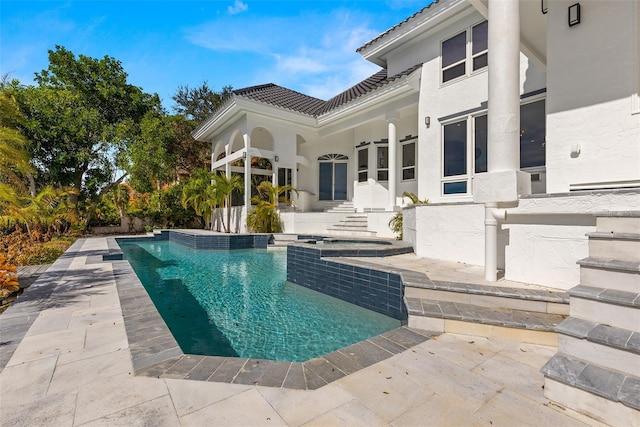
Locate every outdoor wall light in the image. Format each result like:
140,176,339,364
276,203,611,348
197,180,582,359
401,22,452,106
274,155,279,162
541,0,548,14
242,151,247,159
424,116,431,128
569,3,581,27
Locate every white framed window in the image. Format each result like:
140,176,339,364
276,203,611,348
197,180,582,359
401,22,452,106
402,141,416,181
471,21,488,72
376,145,388,181
357,148,368,182
440,98,546,196
441,20,488,84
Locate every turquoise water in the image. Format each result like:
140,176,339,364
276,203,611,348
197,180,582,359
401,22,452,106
118,240,400,362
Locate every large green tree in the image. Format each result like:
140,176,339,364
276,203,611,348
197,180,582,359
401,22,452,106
16,46,160,202
172,81,233,122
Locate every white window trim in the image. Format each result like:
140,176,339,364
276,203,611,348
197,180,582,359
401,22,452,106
439,95,547,197
401,140,417,182
440,20,488,87
357,147,369,183
376,144,389,182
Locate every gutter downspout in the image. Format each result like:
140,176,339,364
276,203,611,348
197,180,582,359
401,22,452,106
484,203,507,281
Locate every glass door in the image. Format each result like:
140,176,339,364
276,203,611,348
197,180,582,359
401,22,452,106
319,162,347,200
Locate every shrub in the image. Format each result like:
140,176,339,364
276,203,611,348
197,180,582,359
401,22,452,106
0,253,19,298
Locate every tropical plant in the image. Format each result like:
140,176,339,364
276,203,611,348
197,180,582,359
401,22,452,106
110,184,131,219
0,184,78,239
213,173,244,233
181,168,222,230
388,191,429,240
246,181,298,233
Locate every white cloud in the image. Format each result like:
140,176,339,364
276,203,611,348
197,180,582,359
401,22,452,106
184,8,385,99
227,0,248,15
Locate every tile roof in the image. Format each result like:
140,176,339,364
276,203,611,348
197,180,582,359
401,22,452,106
318,64,422,114
233,84,326,116
230,64,422,118
356,1,440,53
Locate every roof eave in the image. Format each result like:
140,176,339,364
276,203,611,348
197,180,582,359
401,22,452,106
358,0,470,65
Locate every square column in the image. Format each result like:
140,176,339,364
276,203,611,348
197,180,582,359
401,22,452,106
387,113,399,210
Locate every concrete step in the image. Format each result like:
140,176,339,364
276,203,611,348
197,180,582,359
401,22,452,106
405,280,569,315
324,229,377,237
596,211,640,234
541,354,640,425
555,317,640,378
568,285,640,331
587,232,640,263
578,257,640,293
406,297,565,346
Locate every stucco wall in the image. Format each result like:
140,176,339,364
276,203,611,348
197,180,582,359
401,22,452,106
405,190,639,290
545,0,640,193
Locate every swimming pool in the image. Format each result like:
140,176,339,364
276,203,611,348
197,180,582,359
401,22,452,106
118,239,401,362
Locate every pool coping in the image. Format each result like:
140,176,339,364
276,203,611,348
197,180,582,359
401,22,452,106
108,233,437,389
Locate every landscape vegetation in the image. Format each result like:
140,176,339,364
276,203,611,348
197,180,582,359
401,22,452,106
0,46,293,306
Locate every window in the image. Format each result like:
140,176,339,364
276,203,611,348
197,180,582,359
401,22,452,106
402,141,416,180
377,146,388,181
440,99,546,196
520,100,546,168
358,148,368,182
442,31,466,83
474,115,488,173
472,21,488,71
441,21,488,84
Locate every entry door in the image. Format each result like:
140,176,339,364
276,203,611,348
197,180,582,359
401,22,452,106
319,162,347,201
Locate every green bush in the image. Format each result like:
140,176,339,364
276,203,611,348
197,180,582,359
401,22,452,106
16,245,65,265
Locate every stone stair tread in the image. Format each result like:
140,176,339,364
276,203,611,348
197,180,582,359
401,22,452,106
569,284,640,308
405,297,565,332
586,231,640,240
595,211,640,218
556,317,640,355
406,279,569,304
577,257,640,272
541,353,640,411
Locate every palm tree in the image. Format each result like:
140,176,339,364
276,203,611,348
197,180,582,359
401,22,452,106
246,181,298,233
388,191,428,240
181,169,222,230
213,173,243,233
110,184,130,220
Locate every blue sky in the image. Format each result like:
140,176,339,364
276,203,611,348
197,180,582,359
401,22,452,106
1,0,427,111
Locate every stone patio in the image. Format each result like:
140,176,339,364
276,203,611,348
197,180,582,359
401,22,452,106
0,237,595,426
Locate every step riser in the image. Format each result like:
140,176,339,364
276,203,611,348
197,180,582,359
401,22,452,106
570,298,640,331
558,334,640,378
408,316,557,346
404,287,568,315
325,230,377,237
589,239,640,263
580,267,640,293
597,217,640,234
543,378,640,427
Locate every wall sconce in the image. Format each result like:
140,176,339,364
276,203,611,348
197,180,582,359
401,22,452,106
424,116,431,128
568,3,581,27
274,155,279,162
541,0,548,14
242,151,247,159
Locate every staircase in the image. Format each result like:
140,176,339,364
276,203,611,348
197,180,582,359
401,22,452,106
326,213,377,237
405,278,569,346
322,201,356,213
541,211,640,426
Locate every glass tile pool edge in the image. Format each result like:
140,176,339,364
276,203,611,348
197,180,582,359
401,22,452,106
107,235,437,389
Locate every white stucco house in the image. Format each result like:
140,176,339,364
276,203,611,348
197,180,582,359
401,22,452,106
193,0,640,290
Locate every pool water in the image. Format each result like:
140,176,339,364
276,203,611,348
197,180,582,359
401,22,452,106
118,240,401,362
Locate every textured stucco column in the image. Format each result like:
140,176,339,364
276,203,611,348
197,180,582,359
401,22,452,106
474,0,530,281
243,133,251,213
488,0,520,174
387,113,399,210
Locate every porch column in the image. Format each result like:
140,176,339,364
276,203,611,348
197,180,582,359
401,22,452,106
243,133,251,212
225,144,231,177
387,112,399,210
474,0,530,281
488,0,520,174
